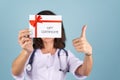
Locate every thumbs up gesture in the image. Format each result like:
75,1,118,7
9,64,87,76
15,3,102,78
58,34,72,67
72,25,92,56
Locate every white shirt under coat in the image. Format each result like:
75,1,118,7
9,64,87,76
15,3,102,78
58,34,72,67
12,49,87,80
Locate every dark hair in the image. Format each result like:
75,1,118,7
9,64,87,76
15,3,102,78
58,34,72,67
33,10,66,49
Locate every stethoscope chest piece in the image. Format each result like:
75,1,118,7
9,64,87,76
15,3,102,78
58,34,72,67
26,64,32,72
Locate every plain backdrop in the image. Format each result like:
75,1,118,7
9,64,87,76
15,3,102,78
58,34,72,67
0,0,120,80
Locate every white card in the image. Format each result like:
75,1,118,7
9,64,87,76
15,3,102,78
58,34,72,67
29,15,62,38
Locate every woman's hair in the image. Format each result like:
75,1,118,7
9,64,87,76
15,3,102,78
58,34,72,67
33,10,66,49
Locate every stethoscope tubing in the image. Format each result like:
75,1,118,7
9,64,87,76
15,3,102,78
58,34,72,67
26,48,69,72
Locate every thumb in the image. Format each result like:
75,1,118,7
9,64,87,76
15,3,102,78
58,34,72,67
80,25,87,38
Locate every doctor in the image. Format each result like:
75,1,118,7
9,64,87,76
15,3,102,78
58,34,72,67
11,10,93,80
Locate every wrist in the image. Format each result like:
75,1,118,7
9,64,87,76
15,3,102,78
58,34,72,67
23,48,33,54
85,53,92,56
22,49,32,55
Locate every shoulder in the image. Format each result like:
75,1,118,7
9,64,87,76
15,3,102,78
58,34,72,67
62,49,75,57
64,49,81,60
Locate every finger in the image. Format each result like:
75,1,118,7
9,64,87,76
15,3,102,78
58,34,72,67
73,39,84,46
18,32,30,40
73,37,86,45
22,40,33,48
80,25,87,38
72,38,80,44
20,37,31,44
19,29,30,37
75,47,83,52
75,43,85,49
73,42,80,47
19,29,30,36
19,29,29,34
73,42,85,47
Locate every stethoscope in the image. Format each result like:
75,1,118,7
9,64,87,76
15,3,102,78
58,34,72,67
26,48,69,73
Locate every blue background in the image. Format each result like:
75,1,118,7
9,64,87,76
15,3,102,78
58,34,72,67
0,0,120,80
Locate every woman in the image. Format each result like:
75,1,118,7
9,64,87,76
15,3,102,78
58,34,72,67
12,10,93,80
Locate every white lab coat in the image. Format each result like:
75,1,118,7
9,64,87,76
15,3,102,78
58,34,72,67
12,49,87,80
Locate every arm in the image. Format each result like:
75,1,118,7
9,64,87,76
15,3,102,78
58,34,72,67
75,55,93,76
12,29,33,76
12,50,30,76
73,25,93,76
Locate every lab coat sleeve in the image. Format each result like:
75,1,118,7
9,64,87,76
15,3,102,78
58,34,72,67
68,50,87,80
11,52,32,80
11,71,25,80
